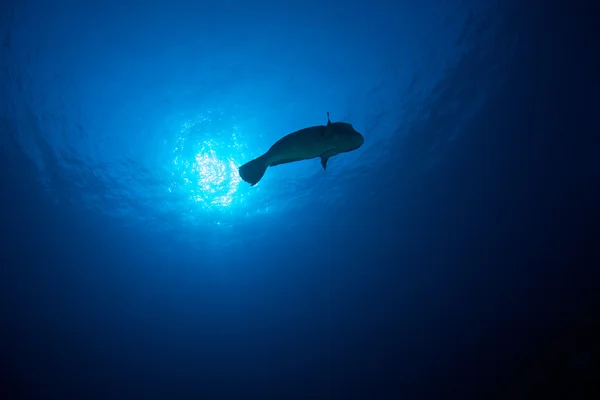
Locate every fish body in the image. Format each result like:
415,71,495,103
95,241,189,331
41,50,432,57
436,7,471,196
239,113,364,186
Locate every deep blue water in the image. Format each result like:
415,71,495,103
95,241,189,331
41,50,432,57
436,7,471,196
1,0,599,398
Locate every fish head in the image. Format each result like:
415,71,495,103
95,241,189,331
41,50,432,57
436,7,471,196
331,122,364,152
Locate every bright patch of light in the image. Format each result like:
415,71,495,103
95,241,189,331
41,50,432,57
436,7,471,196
194,150,240,207
168,112,246,211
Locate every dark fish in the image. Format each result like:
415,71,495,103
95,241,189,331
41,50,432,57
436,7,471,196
239,112,364,186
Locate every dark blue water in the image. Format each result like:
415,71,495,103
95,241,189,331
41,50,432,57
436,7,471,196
2,0,599,398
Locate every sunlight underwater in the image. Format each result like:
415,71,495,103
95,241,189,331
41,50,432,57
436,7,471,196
166,111,269,220
169,113,242,210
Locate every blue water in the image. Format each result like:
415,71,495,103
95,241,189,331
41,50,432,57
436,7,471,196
2,0,599,398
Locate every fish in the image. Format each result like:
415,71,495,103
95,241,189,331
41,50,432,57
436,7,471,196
238,112,364,186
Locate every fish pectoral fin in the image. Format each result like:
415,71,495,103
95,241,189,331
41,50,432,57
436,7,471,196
320,150,338,170
321,156,329,170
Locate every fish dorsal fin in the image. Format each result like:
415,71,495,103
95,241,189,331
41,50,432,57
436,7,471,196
322,112,334,137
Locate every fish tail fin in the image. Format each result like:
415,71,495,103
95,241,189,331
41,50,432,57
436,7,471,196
239,155,268,186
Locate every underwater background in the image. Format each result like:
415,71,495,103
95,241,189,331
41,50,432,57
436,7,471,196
1,0,599,398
